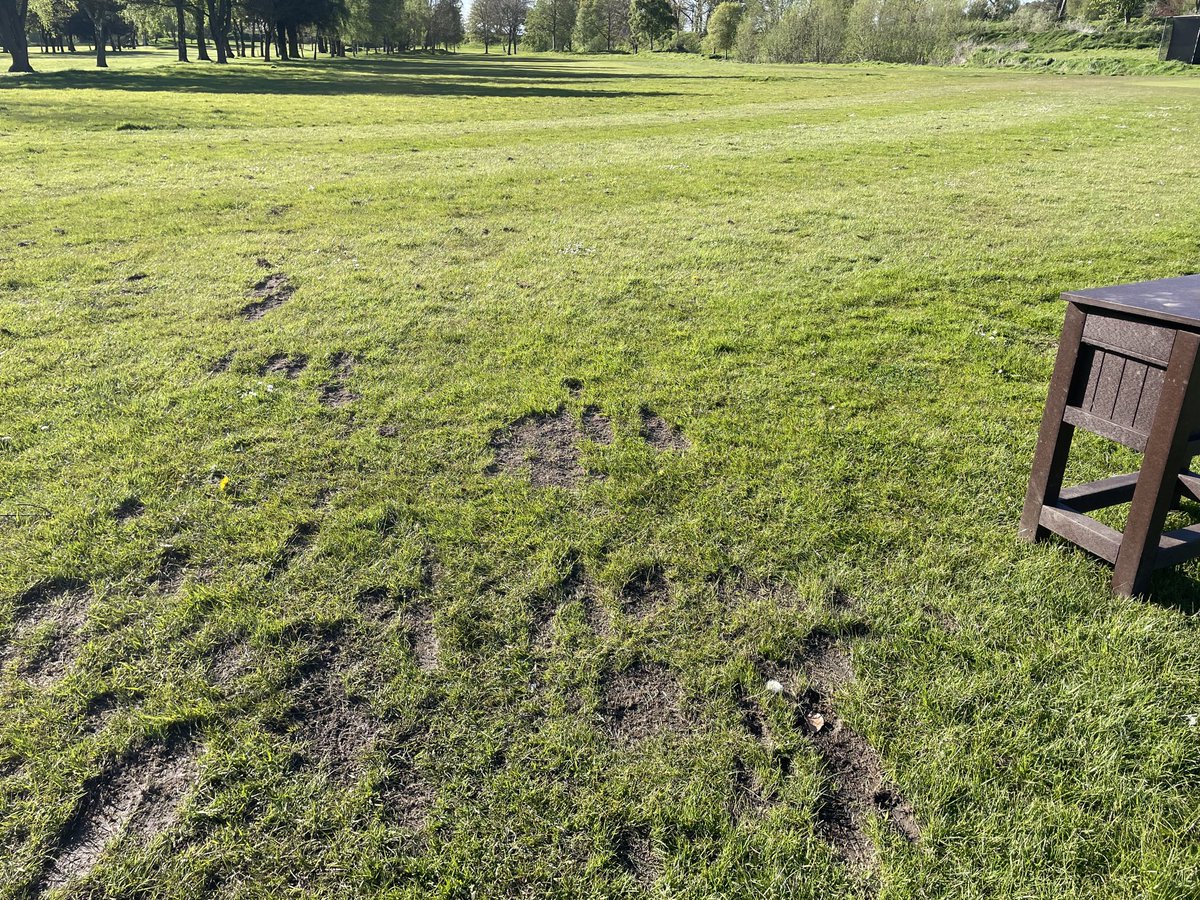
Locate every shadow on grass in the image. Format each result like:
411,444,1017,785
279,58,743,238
1147,569,1200,616
0,52,706,98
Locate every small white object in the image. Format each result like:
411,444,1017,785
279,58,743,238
1184,713,1199,727
765,679,784,695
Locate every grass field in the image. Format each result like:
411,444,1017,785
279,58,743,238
1,47,1199,899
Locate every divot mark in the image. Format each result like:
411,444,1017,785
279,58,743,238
208,350,235,374
619,565,669,621
289,644,378,783
403,604,439,673
563,377,584,396
601,661,686,747
151,547,190,594
791,624,919,868
265,523,318,581
239,273,293,320
582,405,614,445
731,755,774,821
3,579,92,688
614,826,659,889
113,497,144,522
319,351,359,408
260,352,308,378
486,407,606,488
36,739,199,897
639,408,689,451
735,684,770,748
380,746,434,831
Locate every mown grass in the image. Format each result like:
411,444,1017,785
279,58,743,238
1,48,1198,899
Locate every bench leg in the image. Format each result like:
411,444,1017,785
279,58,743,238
1021,303,1087,542
1113,331,1200,597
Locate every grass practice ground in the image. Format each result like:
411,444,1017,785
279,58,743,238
1,48,1199,899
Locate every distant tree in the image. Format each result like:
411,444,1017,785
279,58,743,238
629,0,671,49
431,0,463,47
0,0,35,70
468,0,502,50
574,0,627,49
78,0,124,64
499,0,528,52
525,0,575,49
707,0,739,56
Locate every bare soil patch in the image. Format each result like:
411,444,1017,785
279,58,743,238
403,604,439,673
319,351,359,408
791,626,920,868
208,350,235,374
260,353,308,378
239,272,294,320
289,644,378,783
380,755,434,830
377,424,400,438
639,408,689,451
734,684,770,749
151,546,190,594
619,565,669,621
265,523,318,581
486,408,588,488
614,826,658,888
113,497,144,522
35,738,199,897
3,579,93,688
601,662,686,747
730,756,774,822
581,406,614,445
562,377,584,396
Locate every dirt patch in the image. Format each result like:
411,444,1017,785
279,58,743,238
530,560,592,648
256,257,273,268
562,377,584,397
319,351,359,408
151,547,190,594
377,425,400,438
614,826,658,888
113,497,144,522
601,662,686,747
583,594,611,637
828,588,864,616
735,684,770,749
403,604,439,673
35,738,199,897
208,351,235,375
790,625,920,869
264,523,318,582
730,756,774,822
260,353,308,378
208,640,253,687
581,405,614,445
288,644,378,783
3,579,93,688
802,628,856,695
486,408,589,488
239,273,294,320
619,565,669,621
380,753,434,830
83,693,121,735
639,408,689,451
923,603,959,633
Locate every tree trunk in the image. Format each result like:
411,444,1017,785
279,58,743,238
175,0,189,60
195,6,211,60
274,20,287,60
94,22,107,67
286,22,298,59
0,0,34,72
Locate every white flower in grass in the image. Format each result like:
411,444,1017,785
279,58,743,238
765,679,784,695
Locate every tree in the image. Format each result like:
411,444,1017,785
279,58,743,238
707,0,739,56
629,0,671,49
525,0,575,49
0,0,34,70
78,0,124,65
499,0,528,53
431,0,462,47
468,0,502,50
574,0,627,50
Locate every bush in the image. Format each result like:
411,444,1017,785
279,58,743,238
664,30,702,52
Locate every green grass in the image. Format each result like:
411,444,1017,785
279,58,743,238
1,47,1199,899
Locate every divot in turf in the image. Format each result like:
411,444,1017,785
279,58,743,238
639,407,689,451
3,579,93,688
600,661,687,747
239,272,293,320
35,738,199,897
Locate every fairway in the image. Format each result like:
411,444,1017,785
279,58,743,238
1,50,1199,898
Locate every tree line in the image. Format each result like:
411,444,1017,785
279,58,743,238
0,0,464,71
2,0,1186,73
